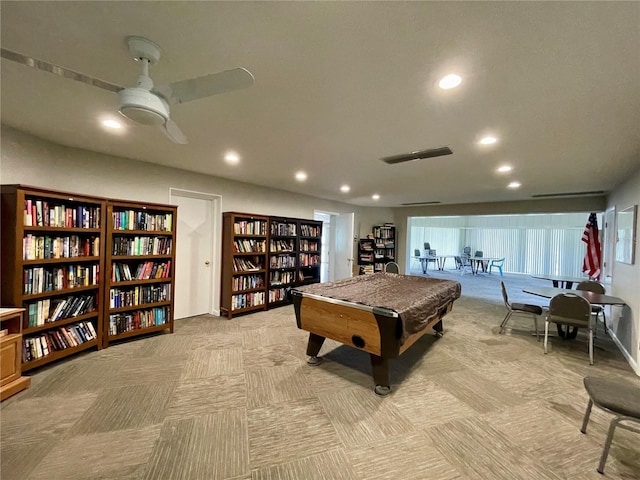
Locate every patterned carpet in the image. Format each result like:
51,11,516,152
1,271,639,480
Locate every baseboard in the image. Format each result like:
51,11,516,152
608,329,640,376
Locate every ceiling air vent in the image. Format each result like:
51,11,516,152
381,146,453,164
400,201,441,206
531,191,604,198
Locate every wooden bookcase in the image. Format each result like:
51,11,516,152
372,224,396,272
220,212,268,318
357,238,375,274
0,185,106,372
297,219,322,286
102,200,176,347
268,216,298,307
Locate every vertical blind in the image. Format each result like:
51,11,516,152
410,213,599,276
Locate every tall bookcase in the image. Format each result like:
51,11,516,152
103,200,176,347
0,185,105,371
297,219,322,285
357,238,375,274
220,212,268,318
268,217,298,307
372,224,396,272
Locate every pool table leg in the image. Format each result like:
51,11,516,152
306,333,326,365
433,319,444,337
370,355,391,396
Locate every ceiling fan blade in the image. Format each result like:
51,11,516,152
159,67,255,104
0,48,123,93
159,118,188,144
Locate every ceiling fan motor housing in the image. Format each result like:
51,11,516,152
118,87,169,126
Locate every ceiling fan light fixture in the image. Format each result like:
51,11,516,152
118,87,168,126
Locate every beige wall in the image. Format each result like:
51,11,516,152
392,197,608,273
2,125,638,374
0,126,391,238
390,169,639,375
606,166,640,373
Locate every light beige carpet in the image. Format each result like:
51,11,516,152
1,272,638,480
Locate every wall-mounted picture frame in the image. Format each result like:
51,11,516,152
615,204,637,265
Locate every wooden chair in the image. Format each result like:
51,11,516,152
580,376,640,474
499,281,543,339
544,293,594,364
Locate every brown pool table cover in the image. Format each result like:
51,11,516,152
294,273,461,340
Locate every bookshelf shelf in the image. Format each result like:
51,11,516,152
221,212,269,319
107,323,171,342
23,256,101,266
23,284,99,301
22,338,99,372
103,199,176,347
1,185,106,370
22,311,99,335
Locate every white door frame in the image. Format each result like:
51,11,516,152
169,188,222,315
602,206,616,284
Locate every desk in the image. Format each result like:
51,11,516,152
531,275,590,289
292,273,461,396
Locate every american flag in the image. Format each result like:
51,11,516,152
582,212,601,279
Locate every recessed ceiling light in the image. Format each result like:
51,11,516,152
479,136,498,145
340,185,350,193
372,194,380,200
508,181,521,189
497,165,512,173
224,152,240,164
102,119,122,129
295,171,307,182
438,74,462,90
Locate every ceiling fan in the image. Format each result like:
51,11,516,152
0,36,255,144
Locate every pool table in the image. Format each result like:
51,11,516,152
292,273,461,396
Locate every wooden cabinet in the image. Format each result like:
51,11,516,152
103,200,176,347
0,185,105,371
297,219,322,286
220,212,268,318
0,308,30,400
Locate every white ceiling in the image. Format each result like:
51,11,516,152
1,2,639,207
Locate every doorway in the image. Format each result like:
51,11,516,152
169,188,221,318
314,211,355,281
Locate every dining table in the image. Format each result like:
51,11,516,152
531,274,591,289
523,286,626,339
469,256,501,274
522,286,625,305
417,254,457,272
